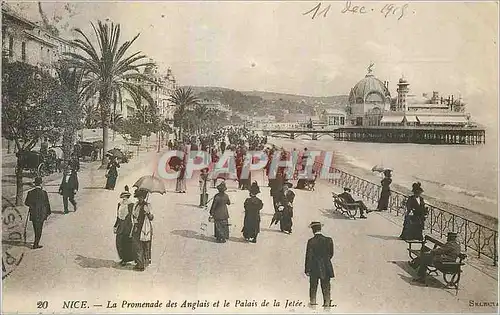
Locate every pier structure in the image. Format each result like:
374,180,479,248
255,126,486,145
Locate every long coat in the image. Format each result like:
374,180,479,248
59,173,78,195
305,233,335,279
24,187,51,222
209,192,231,220
242,196,263,239
400,195,427,240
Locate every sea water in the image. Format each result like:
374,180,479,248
268,126,498,218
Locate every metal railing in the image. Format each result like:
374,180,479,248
310,161,498,266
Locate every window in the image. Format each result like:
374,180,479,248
9,36,13,57
150,86,153,92
340,117,345,125
21,42,26,61
333,116,339,125
155,86,158,92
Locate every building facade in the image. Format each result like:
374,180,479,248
347,65,391,126
380,76,471,127
2,7,76,75
121,62,177,120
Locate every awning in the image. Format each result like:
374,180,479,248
417,116,468,125
380,116,404,123
405,115,418,123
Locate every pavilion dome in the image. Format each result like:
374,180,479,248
349,73,391,104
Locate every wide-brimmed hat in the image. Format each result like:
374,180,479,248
412,182,423,193
120,185,131,198
249,181,260,195
309,221,323,228
34,177,43,186
283,182,293,188
383,169,392,176
343,187,351,192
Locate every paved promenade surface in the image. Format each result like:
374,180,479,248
2,150,498,314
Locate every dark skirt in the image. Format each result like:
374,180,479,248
296,179,307,189
400,215,424,241
242,214,260,239
105,175,118,190
280,207,293,232
214,219,229,241
377,189,391,210
131,236,151,268
116,233,134,262
176,178,186,192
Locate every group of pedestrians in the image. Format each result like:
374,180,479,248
113,186,154,271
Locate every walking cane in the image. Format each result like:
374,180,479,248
23,209,30,246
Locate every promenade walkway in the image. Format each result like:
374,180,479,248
2,158,498,313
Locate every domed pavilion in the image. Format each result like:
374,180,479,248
348,64,391,126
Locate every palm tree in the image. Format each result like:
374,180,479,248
169,87,199,142
55,61,84,161
64,21,156,167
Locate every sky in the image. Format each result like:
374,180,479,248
6,1,499,126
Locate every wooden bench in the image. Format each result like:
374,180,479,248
331,192,359,219
406,234,467,294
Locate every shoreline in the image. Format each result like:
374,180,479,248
267,137,498,230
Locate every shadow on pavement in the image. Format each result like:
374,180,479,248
367,234,402,241
82,187,105,190
390,260,445,289
319,208,351,220
175,203,201,208
75,255,132,270
228,236,247,243
2,240,32,249
170,229,218,243
51,210,72,215
261,227,283,234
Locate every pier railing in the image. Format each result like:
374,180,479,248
311,161,498,266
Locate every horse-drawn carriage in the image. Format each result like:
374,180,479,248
76,140,103,161
16,148,61,176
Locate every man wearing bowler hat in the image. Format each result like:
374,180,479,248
412,231,461,284
305,221,334,308
24,177,51,249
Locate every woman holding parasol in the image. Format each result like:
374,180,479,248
130,175,165,271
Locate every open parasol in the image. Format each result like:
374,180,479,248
133,175,166,194
107,148,124,158
371,165,392,173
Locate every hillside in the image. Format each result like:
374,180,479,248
183,86,348,118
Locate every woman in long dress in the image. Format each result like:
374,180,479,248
377,170,392,211
209,180,231,243
175,163,187,193
131,189,154,271
400,182,427,240
278,182,295,234
242,182,263,243
114,186,134,265
105,156,120,190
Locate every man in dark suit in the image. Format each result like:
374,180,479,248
305,221,334,308
24,177,51,249
338,187,368,219
412,232,461,284
59,168,78,214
